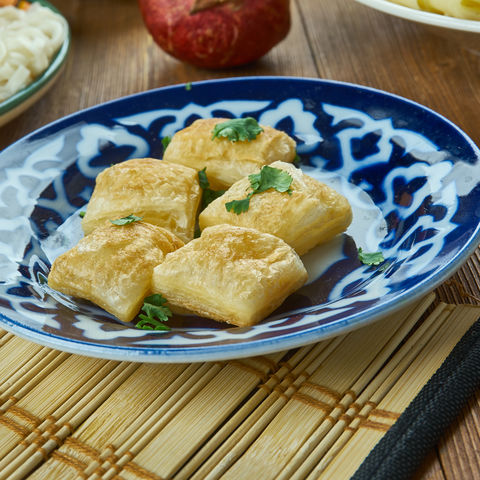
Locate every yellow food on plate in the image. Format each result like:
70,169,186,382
81,158,201,243
425,0,480,19
48,222,184,323
163,117,297,190
199,161,352,255
151,224,308,327
389,0,480,20
389,0,418,7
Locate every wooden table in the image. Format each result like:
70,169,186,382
1,0,479,478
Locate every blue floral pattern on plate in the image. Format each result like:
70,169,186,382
1,77,479,362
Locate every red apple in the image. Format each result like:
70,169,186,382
137,0,291,69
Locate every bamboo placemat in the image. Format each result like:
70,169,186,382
0,292,479,480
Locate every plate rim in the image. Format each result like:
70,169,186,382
2,75,480,363
3,75,480,155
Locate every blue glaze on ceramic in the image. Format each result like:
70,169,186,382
0,76,479,362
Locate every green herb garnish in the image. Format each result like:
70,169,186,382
79,211,86,218
225,166,293,215
248,166,293,194
358,248,385,266
110,214,143,226
198,167,211,190
225,193,253,215
211,117,263,143
185,82,192,91
162,136,171,151
198,168,225,209
38,272,48,285
135,294,172,331
201,188,225,209
293,153,302,167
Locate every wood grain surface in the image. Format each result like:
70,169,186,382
0,0,479,478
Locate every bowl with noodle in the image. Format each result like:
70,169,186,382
0,0,70,127
356,0,480,53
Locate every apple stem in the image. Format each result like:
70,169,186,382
190,0,241,14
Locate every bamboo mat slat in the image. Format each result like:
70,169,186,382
217,295,436,480
280,302,452,480
0,293,478,480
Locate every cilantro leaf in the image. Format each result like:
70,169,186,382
136,316,170,331
248,165,293,194
211,117,263,142
198,167,210,190
38,272,48,285
141,293,171,320
224,166,294,215
162,136,171,151
358,248,385,266
225,193,253,215
185,82,192,91
198,168,225,209
135,294,172,331
79,211,86,218
202,188,225,209
110,214,143,226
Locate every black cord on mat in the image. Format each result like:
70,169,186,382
351,318,480,480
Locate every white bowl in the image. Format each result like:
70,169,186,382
356,0,480,53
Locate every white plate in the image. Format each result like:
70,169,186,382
356,0,480,52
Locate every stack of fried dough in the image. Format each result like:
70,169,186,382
48,118,352,328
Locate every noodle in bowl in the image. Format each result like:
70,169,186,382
0,2,67,103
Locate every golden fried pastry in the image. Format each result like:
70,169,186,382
199,161,352,255
163,118,297,189
81,158,201,243
151,225,307,327
48,222,184,322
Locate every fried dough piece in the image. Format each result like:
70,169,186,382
151,224,307,327
48,222,184,322
199,161,352,255
81,158,201,243
163,118,297,189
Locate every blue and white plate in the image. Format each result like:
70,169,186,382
1,77,479,362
